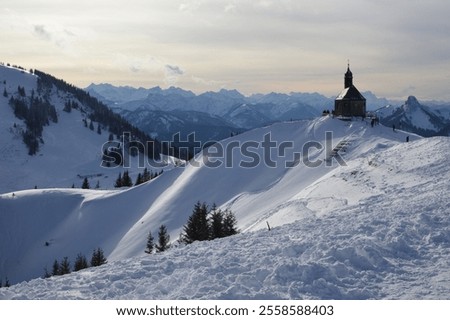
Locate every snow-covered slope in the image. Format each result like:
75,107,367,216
2,115,449,299
0,65,168,194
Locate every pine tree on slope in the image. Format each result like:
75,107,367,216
74,253,89,271
155,225,170,253
135,173,143,186
121,170,133,187
181,201,210,244
209,204,224,239
145,231,154,254
222,209,239,237
142,168,151,182
114,173,123,188
81,177,90,189
52,259,60,276
91,248,107,267
59,257,71,275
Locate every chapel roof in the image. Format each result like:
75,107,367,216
336,85,366,101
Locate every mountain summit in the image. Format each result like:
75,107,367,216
376,96,449,136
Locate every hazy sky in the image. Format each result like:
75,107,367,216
2,0,450,100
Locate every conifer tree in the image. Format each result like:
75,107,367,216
222,209,239,237
52,259,60,276
182,201,210,244
142,168,151,182
74,253,89,271
90,248,107,267
145,231,154,254
209,204,224,239
121,170,133,187
114,173,123,188
81,177,90,189
59,257,71,275
155,225,170,252
135,173,143,186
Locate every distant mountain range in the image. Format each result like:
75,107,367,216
86,83,396,145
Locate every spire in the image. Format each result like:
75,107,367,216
344,61,353,88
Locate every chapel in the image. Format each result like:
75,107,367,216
334,64,366,117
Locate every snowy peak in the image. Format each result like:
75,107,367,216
376,96,449,136
403,95,422,111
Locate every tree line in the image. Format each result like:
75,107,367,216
78,167,163,189
43,248,107,279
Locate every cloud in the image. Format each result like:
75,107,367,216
33,25,51,41
32,23,78,52
165,64,184,76
164,64,184,85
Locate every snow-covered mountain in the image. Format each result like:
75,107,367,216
375,96,450,136
1,116,449,299
117,108,240,145
0,65,175,194
87,84,405,147
86,84,328,143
